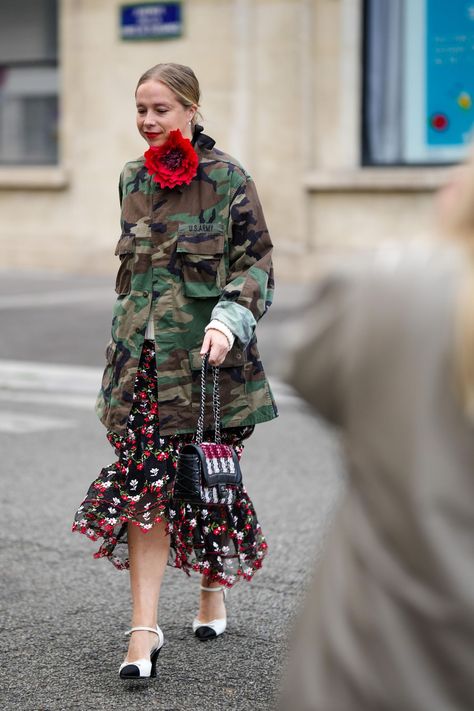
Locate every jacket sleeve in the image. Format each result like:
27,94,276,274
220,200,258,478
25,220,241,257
287,272,353,427
209,176,274,347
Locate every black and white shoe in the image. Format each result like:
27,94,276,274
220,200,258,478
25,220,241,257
119,625,164,679
193,586,227,641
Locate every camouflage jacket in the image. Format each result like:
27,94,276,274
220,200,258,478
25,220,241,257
95,130,278,436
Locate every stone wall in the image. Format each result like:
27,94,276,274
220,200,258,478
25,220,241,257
0,0,447,280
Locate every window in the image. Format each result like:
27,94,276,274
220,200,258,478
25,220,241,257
363,0,474,165
0,0,59,166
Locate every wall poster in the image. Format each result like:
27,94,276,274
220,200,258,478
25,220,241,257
404,0,474,163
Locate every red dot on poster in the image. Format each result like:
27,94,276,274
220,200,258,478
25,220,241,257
430,113,449,131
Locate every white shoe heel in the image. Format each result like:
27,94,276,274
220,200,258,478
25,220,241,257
119,625,164,679
193,585,227,641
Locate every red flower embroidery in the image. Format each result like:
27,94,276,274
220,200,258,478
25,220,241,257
144,129,199,189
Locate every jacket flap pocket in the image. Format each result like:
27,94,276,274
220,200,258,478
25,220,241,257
189,344,244,370
177,227,224,256
114,234,136,257
105,339,117,363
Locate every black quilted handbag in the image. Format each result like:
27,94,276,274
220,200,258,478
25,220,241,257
174,352,243,505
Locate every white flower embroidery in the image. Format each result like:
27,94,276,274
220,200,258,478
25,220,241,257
129,479,138,490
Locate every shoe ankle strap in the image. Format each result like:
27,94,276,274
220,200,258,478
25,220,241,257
200,585,224,592
125,625,160,636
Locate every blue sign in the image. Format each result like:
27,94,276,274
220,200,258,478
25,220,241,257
120,3,182,40
426,0,474,146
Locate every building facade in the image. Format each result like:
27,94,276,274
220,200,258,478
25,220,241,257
0,0,468,279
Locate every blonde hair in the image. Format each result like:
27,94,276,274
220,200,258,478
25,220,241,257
446,150,474,417
136,62,202,126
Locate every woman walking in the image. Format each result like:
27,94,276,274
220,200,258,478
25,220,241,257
72,63,277,679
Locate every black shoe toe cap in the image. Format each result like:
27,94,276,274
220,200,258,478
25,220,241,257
195,626,218,641
120,664,142,678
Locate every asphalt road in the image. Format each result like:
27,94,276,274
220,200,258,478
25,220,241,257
0,270,345,711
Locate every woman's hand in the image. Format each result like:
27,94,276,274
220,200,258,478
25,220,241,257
200,329,231,366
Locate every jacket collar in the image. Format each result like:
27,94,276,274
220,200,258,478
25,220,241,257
171,126,215,193
192,124,216,150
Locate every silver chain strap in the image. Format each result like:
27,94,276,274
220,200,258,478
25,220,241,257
196,352,221,444
212,364,221,444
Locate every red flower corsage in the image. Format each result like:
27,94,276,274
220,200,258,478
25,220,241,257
144,129,199,189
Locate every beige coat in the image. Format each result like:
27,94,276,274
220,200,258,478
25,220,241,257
283,245,474,711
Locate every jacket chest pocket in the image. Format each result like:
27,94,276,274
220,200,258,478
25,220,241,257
176,226,225,298
114,235,135,295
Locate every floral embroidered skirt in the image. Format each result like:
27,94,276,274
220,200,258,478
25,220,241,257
72,340,268,587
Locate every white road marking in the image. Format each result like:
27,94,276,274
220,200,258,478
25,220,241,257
0,390,95,410
0,360,101,429
0,359,101,393
0,411,75,433
0,288,112,310
0,358,302,431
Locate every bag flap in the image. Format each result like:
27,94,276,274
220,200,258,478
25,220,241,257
198,442,242,486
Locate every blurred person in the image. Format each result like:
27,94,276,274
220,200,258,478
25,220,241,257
72,63,277,680
280,159,474,710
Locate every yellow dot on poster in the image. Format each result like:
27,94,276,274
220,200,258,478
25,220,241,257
458,92,472,110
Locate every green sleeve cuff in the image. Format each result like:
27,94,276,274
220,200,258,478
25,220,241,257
210,301,257,348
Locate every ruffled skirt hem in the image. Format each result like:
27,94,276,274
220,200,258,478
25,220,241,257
71,340,267,587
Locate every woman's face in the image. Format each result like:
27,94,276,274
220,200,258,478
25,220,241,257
136,80,196,147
